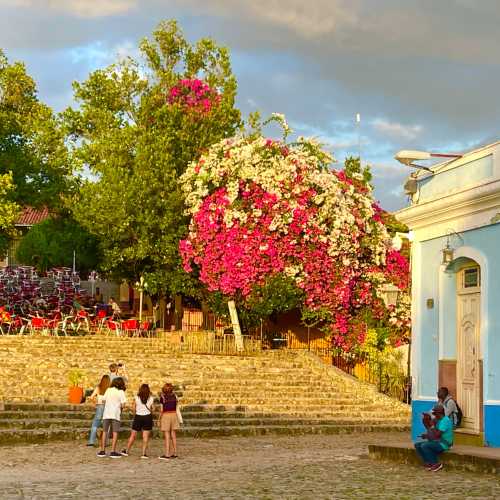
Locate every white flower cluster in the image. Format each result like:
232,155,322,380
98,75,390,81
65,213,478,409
180,134,390,266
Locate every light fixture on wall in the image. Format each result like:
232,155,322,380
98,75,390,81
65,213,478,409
441,229,464,265
380,283,400,307
442,241,454,264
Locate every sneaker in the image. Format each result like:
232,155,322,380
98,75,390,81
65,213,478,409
110,451,122,459
430,463,443,472
96,451,106,458
87,443,95,447
159,455,169,460
121,449,129,457
141,455,149,459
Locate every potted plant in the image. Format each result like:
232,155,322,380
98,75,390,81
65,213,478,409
68,368,86,404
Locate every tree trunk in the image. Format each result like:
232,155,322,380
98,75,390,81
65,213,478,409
201,301,211,331
174,294,183,331
228,300,244,351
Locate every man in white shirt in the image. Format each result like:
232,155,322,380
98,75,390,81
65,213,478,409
98,378,127,458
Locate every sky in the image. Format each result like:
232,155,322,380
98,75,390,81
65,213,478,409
2,0,500,211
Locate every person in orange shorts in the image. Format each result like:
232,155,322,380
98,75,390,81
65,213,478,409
158,383,181,460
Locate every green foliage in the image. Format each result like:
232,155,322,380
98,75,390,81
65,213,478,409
67,368,86,387
0,172,19,255
356,328,408,400
382,210,409,236
65,20,242,294
204,274,304,331
16,216,101,273
343,156,373,186
241,274,305,329
0,49,71,209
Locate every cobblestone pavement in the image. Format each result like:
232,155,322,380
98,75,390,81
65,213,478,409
0,433,499,499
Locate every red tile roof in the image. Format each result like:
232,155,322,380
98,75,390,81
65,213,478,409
15,206,50,226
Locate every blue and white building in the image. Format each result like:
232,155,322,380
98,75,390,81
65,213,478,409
397,141,500,447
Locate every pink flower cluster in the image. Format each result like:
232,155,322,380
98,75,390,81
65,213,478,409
167,78,220,114
180,137,410,350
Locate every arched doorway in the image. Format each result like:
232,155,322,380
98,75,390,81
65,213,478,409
456,262,481,432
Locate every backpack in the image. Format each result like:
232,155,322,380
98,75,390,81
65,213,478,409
454,400,463,428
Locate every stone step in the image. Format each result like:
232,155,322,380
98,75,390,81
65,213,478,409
1,404,407,417
0,409,407,420
0,423,411,446
0,415,409,430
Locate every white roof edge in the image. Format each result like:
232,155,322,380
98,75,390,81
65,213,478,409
423,140,500,177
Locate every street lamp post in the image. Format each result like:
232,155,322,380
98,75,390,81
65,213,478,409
135,276,148,322
89,271,98,298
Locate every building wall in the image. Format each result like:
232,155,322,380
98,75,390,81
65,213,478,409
411,222,500,444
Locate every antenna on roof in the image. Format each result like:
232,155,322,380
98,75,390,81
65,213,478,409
356,113,361,161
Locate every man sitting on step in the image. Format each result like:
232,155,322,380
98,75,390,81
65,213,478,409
414,405,454,472
437,387,460,428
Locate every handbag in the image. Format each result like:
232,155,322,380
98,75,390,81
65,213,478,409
176,402,183,425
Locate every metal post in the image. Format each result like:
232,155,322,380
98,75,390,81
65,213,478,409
139,288,143,322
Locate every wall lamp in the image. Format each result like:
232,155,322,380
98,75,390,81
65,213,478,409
441,229,464,265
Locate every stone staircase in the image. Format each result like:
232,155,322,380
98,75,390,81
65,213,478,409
0,336,411,445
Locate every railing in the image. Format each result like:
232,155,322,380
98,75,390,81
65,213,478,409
179,331,261,355
283,330,411,403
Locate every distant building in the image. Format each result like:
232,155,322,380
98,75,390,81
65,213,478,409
0,206,49,267
397,141,500,447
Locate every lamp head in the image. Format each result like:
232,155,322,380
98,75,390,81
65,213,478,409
395,150,432,166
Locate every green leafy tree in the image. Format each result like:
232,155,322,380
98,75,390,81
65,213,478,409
0,172,19,255
15,216,100,274
0,50,71,209
65,20,241,297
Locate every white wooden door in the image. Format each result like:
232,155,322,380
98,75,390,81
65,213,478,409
457,291,480,431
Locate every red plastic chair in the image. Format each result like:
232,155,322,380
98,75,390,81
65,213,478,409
29,316,47,335
106,320,121,337
122,319,139,337
140,320,152,337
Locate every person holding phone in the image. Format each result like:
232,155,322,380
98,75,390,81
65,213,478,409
414,405,453,471
108,362,128,384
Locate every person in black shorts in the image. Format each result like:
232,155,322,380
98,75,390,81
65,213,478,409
121,384,154,458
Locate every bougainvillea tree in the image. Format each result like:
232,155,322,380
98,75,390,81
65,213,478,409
179,116,410,349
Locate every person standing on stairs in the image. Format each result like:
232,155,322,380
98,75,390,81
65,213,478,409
108,362,128,384
158,383,181,460
121,384,154,459
87,375,110,447
98,377,127,459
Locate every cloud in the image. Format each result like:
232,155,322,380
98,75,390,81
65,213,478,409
0,0,137,17
372,119,423,141
2,0,500,211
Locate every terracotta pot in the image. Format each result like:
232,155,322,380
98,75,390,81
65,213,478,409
68,386,83,404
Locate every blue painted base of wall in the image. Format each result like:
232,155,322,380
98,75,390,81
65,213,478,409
484,404,500,447
411,399,436,442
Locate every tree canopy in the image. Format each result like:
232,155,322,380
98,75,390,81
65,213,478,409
0,49,71,209
15,216,100,274
65,20,242,294
0,172,19,255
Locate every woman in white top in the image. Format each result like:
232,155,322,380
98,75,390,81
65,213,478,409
87,375,110,446
121,384,154,458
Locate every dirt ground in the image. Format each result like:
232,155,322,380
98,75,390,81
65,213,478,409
0,433,499,499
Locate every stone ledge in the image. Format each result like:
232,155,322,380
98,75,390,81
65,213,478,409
369,443,500,475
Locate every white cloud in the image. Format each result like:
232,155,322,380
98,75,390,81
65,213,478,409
0,0,137,17
372,119,423,141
